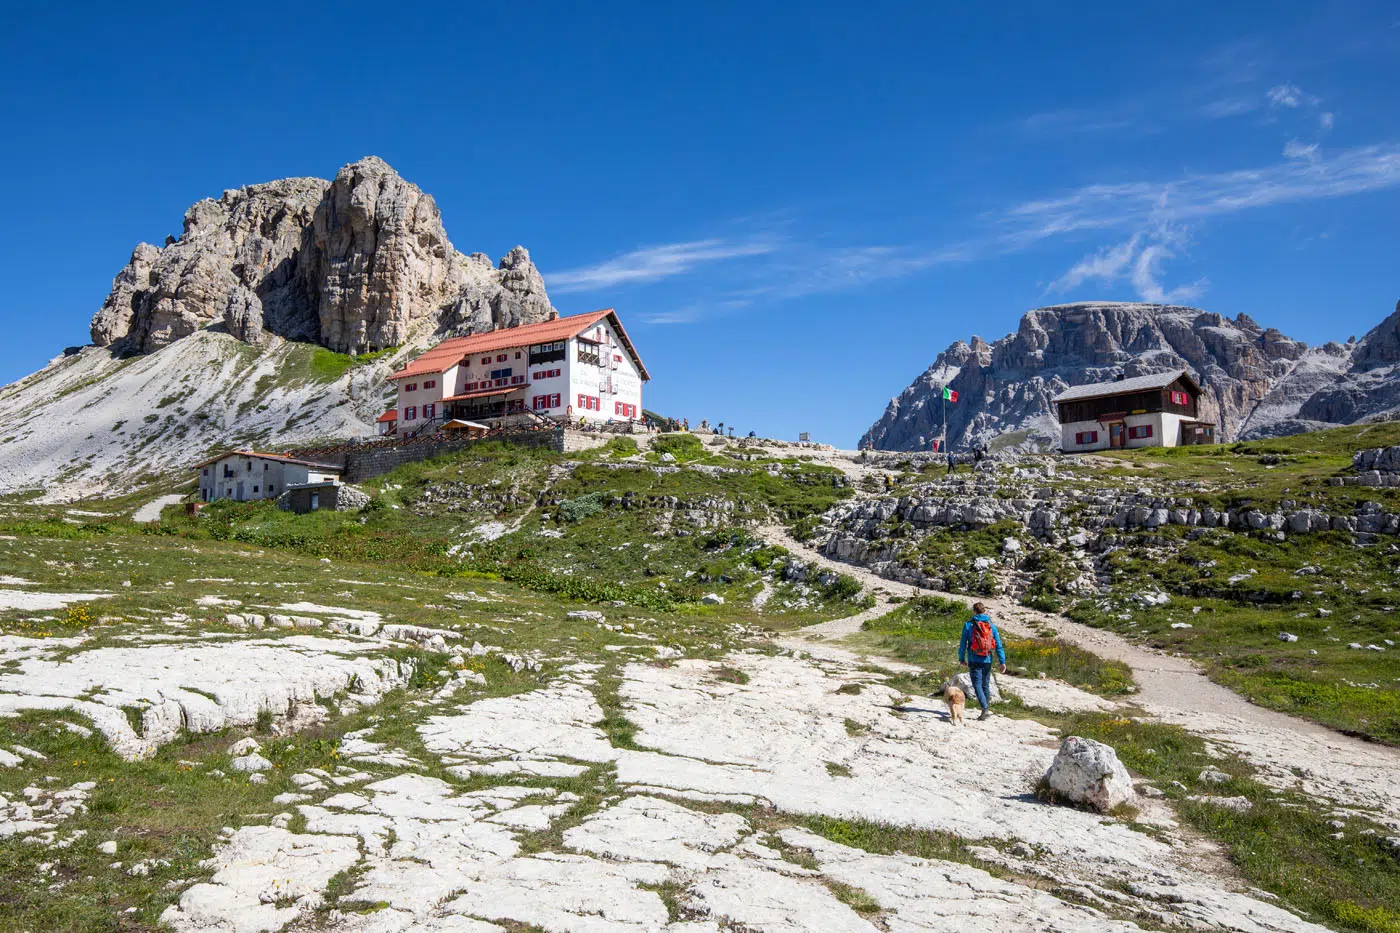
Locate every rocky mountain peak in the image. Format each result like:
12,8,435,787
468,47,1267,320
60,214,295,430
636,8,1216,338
1354,301,1400,368
89,157,557,355
862,298,1400,452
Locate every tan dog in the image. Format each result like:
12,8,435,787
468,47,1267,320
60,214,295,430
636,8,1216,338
944,685,966,726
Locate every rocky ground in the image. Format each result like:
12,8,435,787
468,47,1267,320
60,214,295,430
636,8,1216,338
0,581,1334,933
2,434,1398,931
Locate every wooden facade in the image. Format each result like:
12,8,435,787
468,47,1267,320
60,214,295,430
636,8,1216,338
1055,375,1200,425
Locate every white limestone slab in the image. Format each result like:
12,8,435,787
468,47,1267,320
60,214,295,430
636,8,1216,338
0,636,411,758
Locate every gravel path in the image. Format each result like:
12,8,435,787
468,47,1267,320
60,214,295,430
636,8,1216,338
131,493,184,523
757,521,1400,830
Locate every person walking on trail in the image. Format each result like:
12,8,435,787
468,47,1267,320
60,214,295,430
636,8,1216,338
947,450,956,474
959,602,1007,721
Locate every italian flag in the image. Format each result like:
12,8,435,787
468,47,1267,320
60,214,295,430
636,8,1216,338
942,386,958,402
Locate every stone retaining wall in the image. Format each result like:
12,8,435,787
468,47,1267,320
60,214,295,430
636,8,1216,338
286,428,565,483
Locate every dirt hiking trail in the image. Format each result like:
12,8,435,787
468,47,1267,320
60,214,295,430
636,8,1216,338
757,521,1400,831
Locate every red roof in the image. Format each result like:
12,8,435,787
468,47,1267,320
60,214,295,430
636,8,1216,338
376,409,398,423
440,386,524,403
190,450,342,472
388,309,649,382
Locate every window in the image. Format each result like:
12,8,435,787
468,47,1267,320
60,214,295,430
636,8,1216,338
577,394,601,411
510,375,525,385
422,403,436,419
481,357,490,365
1170,390,1189,406
405,406,417,420
423,379,437,390
529,341,567,365
202,468,208,476
532,368,561,380
490,368,512,380
1075,431,1098,445
533,393,562,410
405,383,417,392
1128,424,1153,440
310,493,319,511
614,402,637,418
253,486,260,494
514,351,521,359
496,353,508,362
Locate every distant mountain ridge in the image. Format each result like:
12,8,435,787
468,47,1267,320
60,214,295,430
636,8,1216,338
862,300,1400,452
0,157,558,500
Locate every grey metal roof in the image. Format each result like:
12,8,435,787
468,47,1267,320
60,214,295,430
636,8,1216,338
1052,370,1191,403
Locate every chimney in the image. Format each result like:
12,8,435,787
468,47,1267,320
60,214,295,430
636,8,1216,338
547,310,559,321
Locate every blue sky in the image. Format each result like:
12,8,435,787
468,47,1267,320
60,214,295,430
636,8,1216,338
2,2,1398,445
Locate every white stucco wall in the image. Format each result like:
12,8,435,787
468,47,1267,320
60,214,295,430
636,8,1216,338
396,366,454,428
197,456,340,502
1059,412,1193,452
568,318,643,422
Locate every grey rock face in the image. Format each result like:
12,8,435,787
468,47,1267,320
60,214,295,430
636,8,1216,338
864,300,1400,451
91,177,327,352
89,157,557,355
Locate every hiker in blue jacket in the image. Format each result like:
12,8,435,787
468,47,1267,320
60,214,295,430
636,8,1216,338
958,601,1007,721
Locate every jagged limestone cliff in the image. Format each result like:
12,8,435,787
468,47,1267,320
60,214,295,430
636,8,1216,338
1,157,558,499
862,301,1400,451
90,156,554,355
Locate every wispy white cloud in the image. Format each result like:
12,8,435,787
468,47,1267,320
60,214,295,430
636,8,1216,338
1266,83,1324,111
637,308,704,325
1002,142,1400,241
1320,111,1335,130
1048,237,1141,293
548,140,1400,324
1199,95,1260,119
1130,240,1208,304
1020,108,1139,137
637,299,751,326
547,239,776,293
1283,139,1320,162
1048,223,1206,304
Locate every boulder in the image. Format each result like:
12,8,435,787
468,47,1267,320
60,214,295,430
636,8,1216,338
950,670,1002,704
230,753,273,773
700,593,725,605
227,738,261,757
1043,736,1136,812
